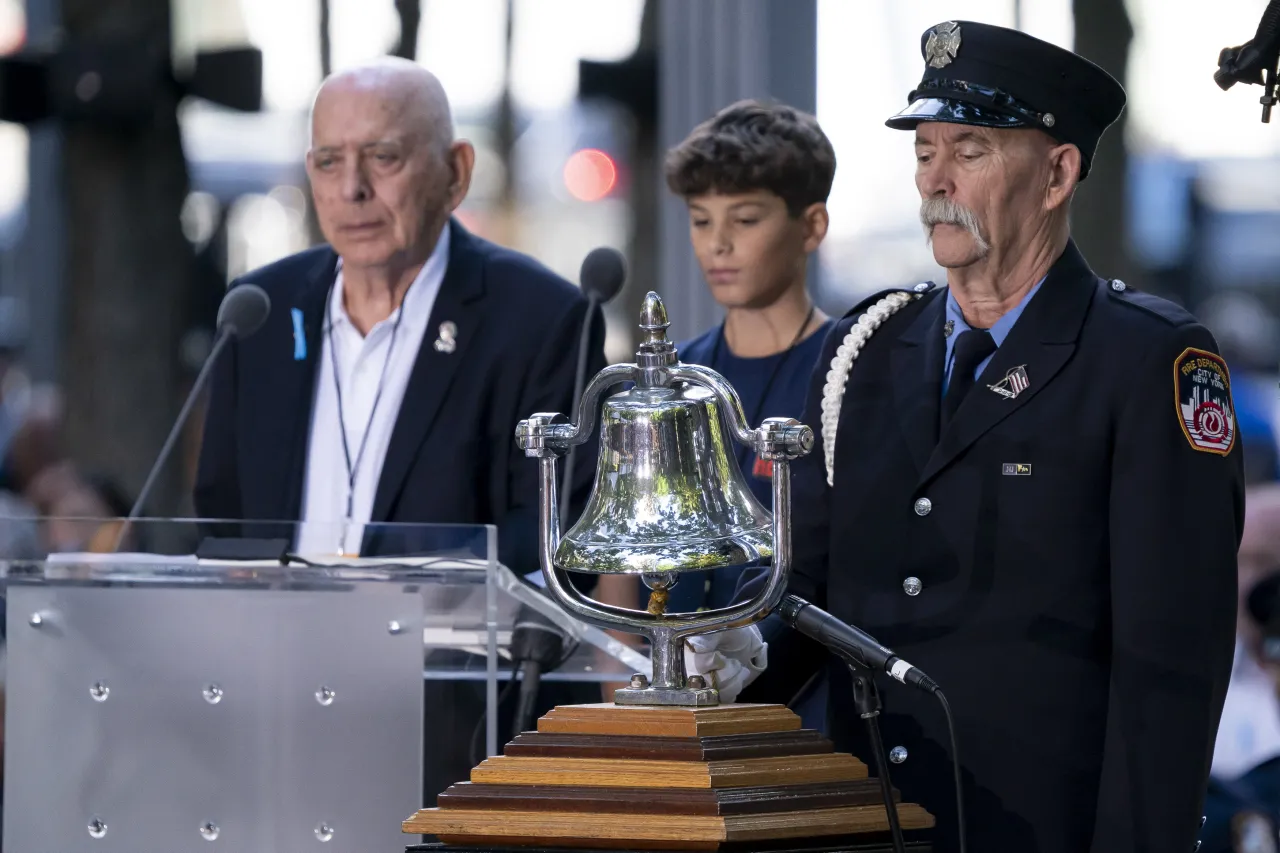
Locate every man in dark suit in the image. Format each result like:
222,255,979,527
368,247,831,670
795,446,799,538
700,21,1244,853
194,58,605,797
194,57,604,573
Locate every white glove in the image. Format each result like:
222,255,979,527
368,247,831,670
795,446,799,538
684,625,767,704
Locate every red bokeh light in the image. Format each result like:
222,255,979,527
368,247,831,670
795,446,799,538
563,148,617,202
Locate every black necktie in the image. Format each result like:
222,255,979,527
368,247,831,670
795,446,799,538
942,329,997,427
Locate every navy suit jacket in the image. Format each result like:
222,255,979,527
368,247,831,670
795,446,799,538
194,219,606,575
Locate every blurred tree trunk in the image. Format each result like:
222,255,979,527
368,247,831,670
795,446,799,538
393,0,422,61
319,0,332,78
491,0,519,248
1071,0,1136,285
622,0,658,358
61,0,193,517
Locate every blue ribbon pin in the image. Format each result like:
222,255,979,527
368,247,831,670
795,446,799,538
290,308,307,361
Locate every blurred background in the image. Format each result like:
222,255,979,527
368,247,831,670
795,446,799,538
0,0,1275,532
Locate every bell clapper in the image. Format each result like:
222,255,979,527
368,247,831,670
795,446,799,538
642,572,676,616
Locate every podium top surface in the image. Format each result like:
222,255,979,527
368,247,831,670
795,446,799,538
0,516,498,585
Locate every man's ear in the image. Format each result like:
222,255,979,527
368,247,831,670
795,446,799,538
801,202,830,253
445,140,476,211
1045,143,1081,212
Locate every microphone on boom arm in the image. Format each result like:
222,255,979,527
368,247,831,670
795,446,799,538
559,246,626,529
118,284,271,544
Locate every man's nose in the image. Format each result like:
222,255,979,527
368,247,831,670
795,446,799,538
917,159,955,199
340,160,371,203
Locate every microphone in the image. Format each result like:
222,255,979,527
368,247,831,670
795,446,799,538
510,604,569,735
579,246,627,304
1215,0,1280,121
123,284,271,525
776,594,939,695
559,247,627,529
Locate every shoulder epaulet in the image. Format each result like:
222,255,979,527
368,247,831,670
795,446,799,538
1103,278,1196,327
839,281,938,322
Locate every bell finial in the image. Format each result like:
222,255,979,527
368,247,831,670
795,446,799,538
639,292,669,345
635,292,676,380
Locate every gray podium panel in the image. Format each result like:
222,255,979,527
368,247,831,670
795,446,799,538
4,584,424,853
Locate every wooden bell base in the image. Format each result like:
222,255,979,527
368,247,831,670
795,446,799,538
403,704,934,851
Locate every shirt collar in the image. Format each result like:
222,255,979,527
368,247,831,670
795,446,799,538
945,274,1046,346
329,225,451,333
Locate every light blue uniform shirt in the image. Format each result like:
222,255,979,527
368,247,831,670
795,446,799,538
941,277,1045,396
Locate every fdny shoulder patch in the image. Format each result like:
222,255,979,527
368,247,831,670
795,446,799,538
1175,347,1236,456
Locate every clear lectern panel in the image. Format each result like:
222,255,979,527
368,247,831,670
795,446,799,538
0,518,648,853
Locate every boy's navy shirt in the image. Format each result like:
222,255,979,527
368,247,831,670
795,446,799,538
668,318,834,613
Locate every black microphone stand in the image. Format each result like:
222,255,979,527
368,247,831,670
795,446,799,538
847,664,908,853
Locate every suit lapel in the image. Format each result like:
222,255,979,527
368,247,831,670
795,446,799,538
371,220,486,522
918,240,1098,487
890,291,947,476
271,249,337,520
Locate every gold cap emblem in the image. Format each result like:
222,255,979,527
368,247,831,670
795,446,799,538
925,21,962,69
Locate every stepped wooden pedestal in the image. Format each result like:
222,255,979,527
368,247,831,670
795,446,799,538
403,704,933,852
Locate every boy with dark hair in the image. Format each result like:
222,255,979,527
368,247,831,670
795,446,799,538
593,96,834,706
663,97,836,611
596,99,837,705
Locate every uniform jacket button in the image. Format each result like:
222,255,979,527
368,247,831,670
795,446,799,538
1110,279,1127,292
903,577,923,596
889,746,908,764
913,497,932,516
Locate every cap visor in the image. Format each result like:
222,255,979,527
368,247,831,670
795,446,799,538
884,97,1029,130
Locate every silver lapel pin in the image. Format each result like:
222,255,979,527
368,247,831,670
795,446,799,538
433,321,457,354
988,364,1030,399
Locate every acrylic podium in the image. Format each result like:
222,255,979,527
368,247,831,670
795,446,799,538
0,518,646,853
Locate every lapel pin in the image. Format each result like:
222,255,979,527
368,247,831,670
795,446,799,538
433,321,458,354
290,308,307,361
944,320,955,338
988,364,1029,400
1002,463,1032,476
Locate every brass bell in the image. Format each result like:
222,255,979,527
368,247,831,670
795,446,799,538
555,294,772,576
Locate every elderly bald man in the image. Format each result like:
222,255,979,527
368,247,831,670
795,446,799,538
195,59,606,796
196,58,604,564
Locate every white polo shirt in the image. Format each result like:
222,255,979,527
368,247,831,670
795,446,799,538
295,228,450,557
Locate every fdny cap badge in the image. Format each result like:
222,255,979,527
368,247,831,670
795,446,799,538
925,21,962,69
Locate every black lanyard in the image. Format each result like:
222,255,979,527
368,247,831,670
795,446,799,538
324,274,408,549
708,304,816,430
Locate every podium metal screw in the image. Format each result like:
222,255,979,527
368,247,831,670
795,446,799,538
27,612,43,627
315,686,336,706
387,620,404,635
200,822,220,841
87,818,107,838
629,673,649,689
688,675,707,689
89,681,110,702
314,822,334,842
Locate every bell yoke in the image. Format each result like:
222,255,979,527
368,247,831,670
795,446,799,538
515,292,813,707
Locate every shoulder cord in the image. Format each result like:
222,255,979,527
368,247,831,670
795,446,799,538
819,291,921,486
